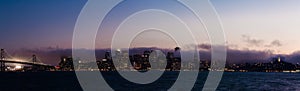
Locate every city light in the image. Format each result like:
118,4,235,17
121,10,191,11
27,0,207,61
116,49,121,52
15,65,22,69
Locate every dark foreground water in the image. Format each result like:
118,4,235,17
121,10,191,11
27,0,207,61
0,72,299,91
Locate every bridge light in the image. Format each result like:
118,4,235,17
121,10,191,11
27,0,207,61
15,65,22,69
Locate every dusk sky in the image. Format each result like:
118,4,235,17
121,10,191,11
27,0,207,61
1,0,300,63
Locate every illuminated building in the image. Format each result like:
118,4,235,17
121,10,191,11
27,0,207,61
58,57,74,71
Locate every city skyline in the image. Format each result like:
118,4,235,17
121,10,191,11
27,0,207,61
0,47,299,73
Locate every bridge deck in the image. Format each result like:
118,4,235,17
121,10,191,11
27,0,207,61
0,60,52,67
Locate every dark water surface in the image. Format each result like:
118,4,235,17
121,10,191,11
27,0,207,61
0,72,299,91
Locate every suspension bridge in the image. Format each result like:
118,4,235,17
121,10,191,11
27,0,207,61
0,49,54,72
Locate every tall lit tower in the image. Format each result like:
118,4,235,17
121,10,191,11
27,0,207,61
174,47,181,58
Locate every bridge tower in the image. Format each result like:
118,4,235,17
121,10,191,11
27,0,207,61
0,49,5,71
32,55,37,64
32,55,37,71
